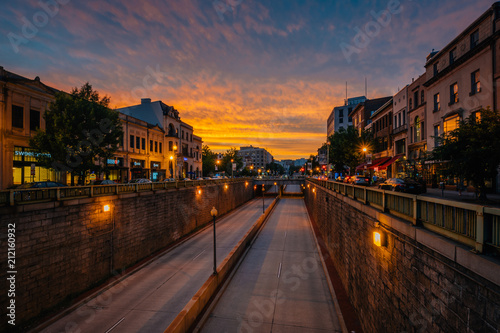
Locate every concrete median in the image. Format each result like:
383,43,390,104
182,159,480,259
164,197,279,333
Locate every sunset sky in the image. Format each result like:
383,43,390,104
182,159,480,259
1,0,494,159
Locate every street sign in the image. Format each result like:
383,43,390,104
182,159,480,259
232,163,236,171
89,173,96,180
30,163,36,176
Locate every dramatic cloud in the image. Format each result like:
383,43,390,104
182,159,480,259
0,0,493,159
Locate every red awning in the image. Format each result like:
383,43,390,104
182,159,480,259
376,155,403,170
355,162,368,170
367,157,391,170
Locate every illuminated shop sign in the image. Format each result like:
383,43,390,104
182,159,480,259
151,162,161,169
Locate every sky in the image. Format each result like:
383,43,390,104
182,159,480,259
0,0,494,160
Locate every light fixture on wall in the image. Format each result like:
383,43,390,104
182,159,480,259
373,230,386,247
103,204,110,212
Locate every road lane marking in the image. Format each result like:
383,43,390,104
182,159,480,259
105,317,125,333
192,250,205,261
278,262,282,278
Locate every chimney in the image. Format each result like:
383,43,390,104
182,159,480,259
141,98,151,104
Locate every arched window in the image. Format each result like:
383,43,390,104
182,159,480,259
415,116,421,142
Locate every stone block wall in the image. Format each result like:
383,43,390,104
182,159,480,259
304,182,500,333
0,181,254,331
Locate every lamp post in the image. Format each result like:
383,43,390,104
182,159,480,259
172,144,178,180
210,206,218,275
231,159,234,179
362,147,367,176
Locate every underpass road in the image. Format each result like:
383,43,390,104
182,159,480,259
39,198,276,333
199,198,342,333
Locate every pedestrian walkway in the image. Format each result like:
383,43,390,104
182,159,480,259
198,198,342,332
422,187,500,207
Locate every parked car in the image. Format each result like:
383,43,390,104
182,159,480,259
91,180,116,185
16,181,67,189
350,175,371,186
343,176,352,183
129,178,152,184
378,178,425,194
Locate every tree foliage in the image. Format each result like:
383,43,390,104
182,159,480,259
202,145,216,177
265,162,285,175
30,83,123,184
327,126,374,175
220,147,243,176
431,108,500,200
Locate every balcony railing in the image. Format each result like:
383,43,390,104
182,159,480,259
0,178,252,207
392,123,408,135
307,178,500,254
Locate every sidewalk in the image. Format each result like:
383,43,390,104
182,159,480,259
421,187,500,207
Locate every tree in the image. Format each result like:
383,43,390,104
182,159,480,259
431,108,500,200
265,162,285,175
202,145,216,176
30,83,123,185
327,126,374,175
220,147,243,176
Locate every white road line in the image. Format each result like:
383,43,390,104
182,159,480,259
192,250,205,261
105,317,125,333
277,262,282,278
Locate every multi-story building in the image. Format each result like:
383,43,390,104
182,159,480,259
0,67,62,189
369,98,395,179
117,98,202,180
407,74,428,181
423,2,499,190
327,96,366,137
392,87,409,178
349,97,392,136
237,145,273,169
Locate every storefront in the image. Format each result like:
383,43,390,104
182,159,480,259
106,157,128,183
130,159,148,180
12,146,57,186
150,161,166,182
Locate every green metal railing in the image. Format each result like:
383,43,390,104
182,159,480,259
307,178,500,253
0,178,251,207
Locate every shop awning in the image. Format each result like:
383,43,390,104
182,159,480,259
376,155,403,170
355,162,368,170
367,157,391,170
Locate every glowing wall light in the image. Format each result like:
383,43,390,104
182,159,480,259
103,204,110,212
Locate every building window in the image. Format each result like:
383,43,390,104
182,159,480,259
155,141,158,153
142,138,146,150
444,114,460,133
136,137,140,150
130,135,134,148
30,109,40,131
434,124,440,147
414,116,420,142
433,93,440,112
471,70,480,94
159,142,162,154
150,140,153,151
450,83,458,104
12,105,24,128
414,91,419,108
409,98,413,110
472,111,481,122
421,90,424,104
433,62,439,76
169,141,173,151
449,48,456,65
470,29,479,49
395,139,406,154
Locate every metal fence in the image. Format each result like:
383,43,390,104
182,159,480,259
0,178,250,207
307,178,500,253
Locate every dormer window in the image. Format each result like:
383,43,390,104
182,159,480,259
433,62,439,76
449,48,456,65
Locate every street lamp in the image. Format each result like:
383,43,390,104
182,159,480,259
261,184,265,213
231,159,234,179
210,206,218,275
172,144,178,180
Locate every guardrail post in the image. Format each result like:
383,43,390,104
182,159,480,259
135,184,139,193
115,185,119,194
412,197,418,225
363,188,367,204
10,190,14,206
475,207,485,253
382,191,386,212
57,188,61,200
90,186,94,198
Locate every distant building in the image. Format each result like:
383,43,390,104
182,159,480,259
327,96,366,137
237,145,273,169
117,99,202,180
348,97,392,136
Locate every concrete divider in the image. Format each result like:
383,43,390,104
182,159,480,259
164,197,279,333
